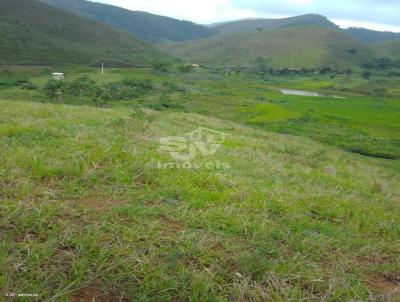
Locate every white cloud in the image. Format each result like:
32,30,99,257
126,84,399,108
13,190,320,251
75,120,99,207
95,0,264,23
287,0,314,5
333,18,400,33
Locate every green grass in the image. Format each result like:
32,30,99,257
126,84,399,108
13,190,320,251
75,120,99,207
1,67,399,160
136,70,400,161
246,103,300,123
1,99,399,301
1,67,400,300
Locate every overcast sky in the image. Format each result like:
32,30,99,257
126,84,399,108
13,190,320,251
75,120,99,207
95,0,400,32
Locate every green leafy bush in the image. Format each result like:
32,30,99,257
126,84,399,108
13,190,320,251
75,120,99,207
67,76,97,97
43,77,154,103
0,70,30,87
152,61,170,72
104,79,154,100
44,80,64,97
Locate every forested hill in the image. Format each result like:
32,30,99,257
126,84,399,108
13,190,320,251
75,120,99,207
0,0,168,65
38,0,217,43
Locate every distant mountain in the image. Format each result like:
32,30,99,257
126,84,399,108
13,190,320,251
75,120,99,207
160,13,400,68
343,27,400,44
211,15,400,46
38,0,217,43
211,14,339,34
159,27,373,68
0,0,167,65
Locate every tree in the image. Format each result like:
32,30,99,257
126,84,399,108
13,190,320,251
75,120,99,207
254,57,268,73
320,67,332,74
44,80,64,98
345,68,353,75
152,61,170,72
361,71,372,79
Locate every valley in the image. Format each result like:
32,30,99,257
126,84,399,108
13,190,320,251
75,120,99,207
1,66,400,301
1,0,400,301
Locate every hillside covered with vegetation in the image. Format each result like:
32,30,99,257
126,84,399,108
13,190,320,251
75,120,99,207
38,0,217,43
1,0,400,300
0,0,168,65
211,15,400,45
1,65,400,300
157,14,400,69
159,27,373,68
344,27,400,44
374,40,400,60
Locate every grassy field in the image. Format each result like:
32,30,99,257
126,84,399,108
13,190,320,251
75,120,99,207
1,66,400,301
1,66,400,160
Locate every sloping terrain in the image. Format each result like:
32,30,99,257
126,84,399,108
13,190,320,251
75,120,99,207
374,40,400,60
1,98,399,300
343,27,400,44
160,27,373,68
0,0,168,65
211,15,400,45
38,0,217,43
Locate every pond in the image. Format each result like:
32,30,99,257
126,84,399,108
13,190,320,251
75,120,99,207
280,89,345,98
280,89,321,97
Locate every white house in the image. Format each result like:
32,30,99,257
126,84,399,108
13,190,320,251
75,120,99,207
52,72,64,80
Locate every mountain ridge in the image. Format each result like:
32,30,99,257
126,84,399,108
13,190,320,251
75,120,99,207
343,27,400,44
38,0,217,43
33,1,400,46
211,14,339,34
210,14,400,44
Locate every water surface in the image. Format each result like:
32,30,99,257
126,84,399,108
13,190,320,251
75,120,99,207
280,89,345,99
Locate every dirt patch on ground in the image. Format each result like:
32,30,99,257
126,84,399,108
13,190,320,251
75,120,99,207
158,216,185,237
356,254,393,266
367,274,400,296
70,287,128,302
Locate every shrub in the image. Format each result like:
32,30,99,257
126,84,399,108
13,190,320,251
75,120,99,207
20,82,38,90
44,80,64,97
179,64,192,73
0,70,30,87
43,77,154,104
373,88,387,97
152,61,170,72
67,76,97,97
104,79,153,100
362,57,400,70
361,71,372,79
